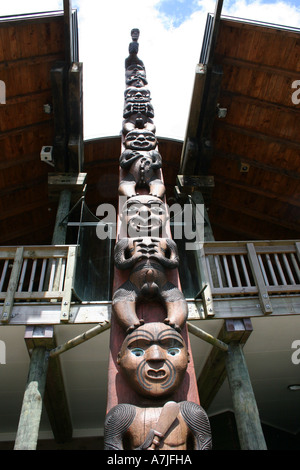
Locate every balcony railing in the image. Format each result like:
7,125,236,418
0,241,299,324
0,246,77,323
200,240,300,315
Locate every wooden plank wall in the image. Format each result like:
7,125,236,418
0,16,66,245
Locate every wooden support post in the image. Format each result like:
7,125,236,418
48,182,83,319
52,188,72,245
247,243,273,314
295,241,300,264
14,346,49,450
180,64,207,174
61,245,77,321
192,190,215,317
51,62,69,172
197,319,252,409
43,355,73,443
68,62,84,172
1,247,24,323
64,0,73,64
225,342,267,450
23,326,73,445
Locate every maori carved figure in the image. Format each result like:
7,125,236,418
104,323,212,450
124,128,157,152
118,150,165,198
124,86,151,105
123,86,155,133
125,64,148,88
105,29,212,453
112,237,188,333
125,28,144,69
120,194,168,237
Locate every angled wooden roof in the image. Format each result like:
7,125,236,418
0,13,66,245
181,15,300,241
211,18,300,240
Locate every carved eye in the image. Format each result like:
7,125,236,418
168,348,180,356
131,348,144,357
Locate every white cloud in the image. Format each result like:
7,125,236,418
223,0,300,28
77,0,300,140
76,0,212,139
1,0,300,140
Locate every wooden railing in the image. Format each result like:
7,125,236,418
0,246,77,323
1,241,299,323
201,241,300,315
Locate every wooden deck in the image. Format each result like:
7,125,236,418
0,240,299,326
0,245,77,323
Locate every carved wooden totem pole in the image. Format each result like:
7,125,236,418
104,30,212,451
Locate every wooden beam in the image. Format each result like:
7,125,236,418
49,186,79,322
187,322,228,351
0,222,54,246
1,247,24,323
50,320,110,357
51,61,84,174
215,121,300,151
0,120,54,140
48,172,87,202
3,293,300,325
176,175,215,207
14,345,49,450
212,197,300,233
217,55,300,80
246,243,273,314
61,245,77,322
51,62,69,172
68,62,84,172
0,200,51,223
51,188,72,245
197,318,252,409
180,64,207,174
213,148,300,180
205,0,224,68
0,52,66,71
213,175,300,208
23,326,73,444
44,355,73,443
225,342,267,449
64,0,73,64
221,89,300,115
196,65,223,175
180,0,224,175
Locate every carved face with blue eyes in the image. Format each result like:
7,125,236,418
117,322,189,398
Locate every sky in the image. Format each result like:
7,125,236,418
1,0,300,140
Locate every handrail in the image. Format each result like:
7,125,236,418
201,240,300,315
0,245,77,323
